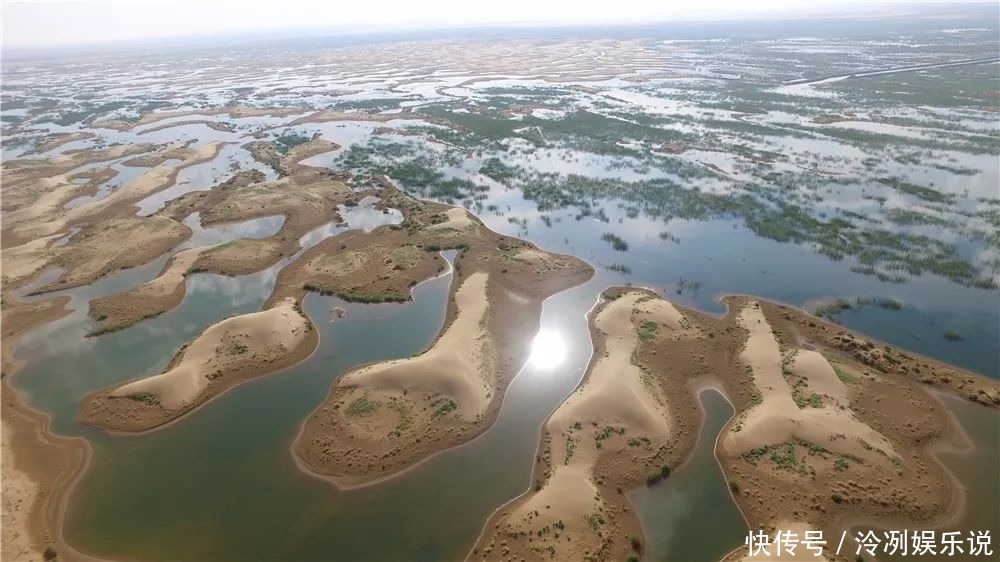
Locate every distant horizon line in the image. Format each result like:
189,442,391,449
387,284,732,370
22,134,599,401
4,5,998,55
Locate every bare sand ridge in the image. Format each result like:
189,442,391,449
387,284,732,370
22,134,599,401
426,207,473,231
716,297,1000,560
339,271,494,417
477,292,677,561
291,181,593,487
721,301,897,465
471,288,732,562
472,291,1000,562
295,274,498,485
1,235,65,288
78,298,315,432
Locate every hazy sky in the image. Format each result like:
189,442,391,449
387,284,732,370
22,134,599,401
0,0,987,48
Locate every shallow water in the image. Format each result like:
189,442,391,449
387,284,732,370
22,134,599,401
853,393,1000,562
630,389,747,562
4,22,999,561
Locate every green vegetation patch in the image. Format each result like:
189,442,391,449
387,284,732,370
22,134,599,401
345,394,379,417
637,320,659,341
600,232,629,251
125,392,160,406
431,398,458,419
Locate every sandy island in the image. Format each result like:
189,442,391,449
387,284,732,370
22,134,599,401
78,298,316,433
469,290,1000,562
290,182,593,487
2,126,997,562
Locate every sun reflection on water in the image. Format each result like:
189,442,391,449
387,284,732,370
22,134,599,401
527,328,567,371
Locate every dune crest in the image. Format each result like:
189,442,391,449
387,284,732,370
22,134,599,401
473,290,704,561
723,302,897,467
340,271,494,417
79,297,315,432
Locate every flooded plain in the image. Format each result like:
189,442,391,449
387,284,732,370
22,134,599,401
3,13,999,562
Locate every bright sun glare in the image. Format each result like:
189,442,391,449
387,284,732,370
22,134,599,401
528,328,567,371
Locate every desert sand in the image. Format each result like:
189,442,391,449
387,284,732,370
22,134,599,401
294,273,498,484
2,421,42,561
86,244,216,334
78,297,315,432
339,271,494,416
479,292,677,560
1,382,92,562
717,296,999,561
721,301,897,466
427,207,475,231
291,183,593,487
471,289,722,561
471,290,1000,562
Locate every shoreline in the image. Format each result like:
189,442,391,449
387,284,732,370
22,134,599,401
461,289,603,558
1,379,110,562
626,381,754,561
718,292,998,403
2,282,994,562
467,289,999,562
292,280,602,493
2,136,996,560
77,298,320,434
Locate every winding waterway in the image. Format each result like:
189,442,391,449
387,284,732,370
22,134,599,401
6,100,999,562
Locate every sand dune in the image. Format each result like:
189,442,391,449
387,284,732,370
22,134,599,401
80,297,315,431
130,246,211,299
723,301,896,468
0,234,63,287
478,291,679,560
427,207,474,231
112,297,308,409
339,271,494,416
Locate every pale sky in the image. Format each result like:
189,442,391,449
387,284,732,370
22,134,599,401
0,0,988,48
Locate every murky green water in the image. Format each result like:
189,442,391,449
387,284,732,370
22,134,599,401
5,22,999,559
857,393,1000,562
11,208,998,561
13,248,606,560
630,390,746,562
